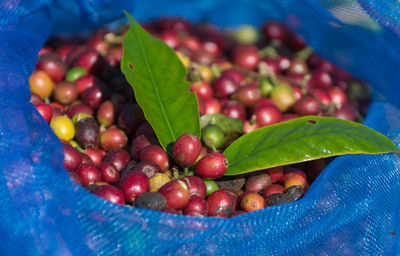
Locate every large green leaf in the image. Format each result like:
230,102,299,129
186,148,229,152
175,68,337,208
121,13,200,149
223,116,400,175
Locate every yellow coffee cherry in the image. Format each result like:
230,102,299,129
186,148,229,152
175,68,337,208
149,173,171,192
50,115,75,141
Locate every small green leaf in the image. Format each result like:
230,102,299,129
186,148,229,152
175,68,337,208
121,13,200,149
200,114,243,139
223,116,400,175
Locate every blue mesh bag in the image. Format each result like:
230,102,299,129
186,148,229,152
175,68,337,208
0,0,399,255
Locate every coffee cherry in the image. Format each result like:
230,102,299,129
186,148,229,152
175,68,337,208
76,164,101,186
87,35,109,55
213,75,238,98
204,179,219,196
263,166,283,183
232,85,262,108
184,196,208,216
329,87,348,108
288,59,309,75
50,115,75,141
100,126,128,151
29,71,54,99
173,133,201,166
181,176,207,198
207,190,235,217
310,70,333,90
203,98,221,114
65,67,88,82
293,95,321,116
149,173,171,192
97,100,116,127
158,180,190,210
30,93,44,105
75,74,98,94
261,184,284,198
190,81,213,99
221,101,246,121
74,49,103,73
118,103,145,134
289,32,307,51
245,174,272,193
240,193,265,212
103,148,130,171
285,185,304,201
62,143,81,172
67,104,93,119
130,135,152,160
196,152,228,179
283,174,308,190
98,162,119,184
221,69,244,84
232,44,260,70
132,161,162,178
270,83,297,112
135,192,167,211
259,58,279,75
311,89,330,105
93,184,125,205
75,117,99,149
84,148,104,165
81,85,103,109
36,53,67,82
201,124,225,150
262,21,287,43
54,81,79,105
35,104,53,123
253,104,282,127
335,104,358,121
234,25,259,44
119,171,149,203
139,145,170,172
80,152,94,166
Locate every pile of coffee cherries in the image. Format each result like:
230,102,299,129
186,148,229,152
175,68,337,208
29,17,370,217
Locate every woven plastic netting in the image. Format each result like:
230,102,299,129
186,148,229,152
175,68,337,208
0,0,399,255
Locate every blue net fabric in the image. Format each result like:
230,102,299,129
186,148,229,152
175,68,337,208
0,0,399,255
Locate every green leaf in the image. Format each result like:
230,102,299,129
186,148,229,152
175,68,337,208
200,114,243,139
121,12,200,150
223,116,400,175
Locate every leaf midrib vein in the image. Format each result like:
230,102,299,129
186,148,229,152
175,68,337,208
134,29,176,142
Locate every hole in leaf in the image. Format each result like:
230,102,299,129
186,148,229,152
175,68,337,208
129,64,134,70
307,119,317,124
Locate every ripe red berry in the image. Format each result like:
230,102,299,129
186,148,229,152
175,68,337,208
232,44,260,70
62,143,81,172
181,176,207,198
119,171,149,203
184,196,208,216
75,164,101,186
173,133,201,166
98,162,119,184
207,190,235,217
196,152,228,179
93,184,125,205
253,104,282,127
140,145,170,172
292,95,321,116
158,180,190,210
